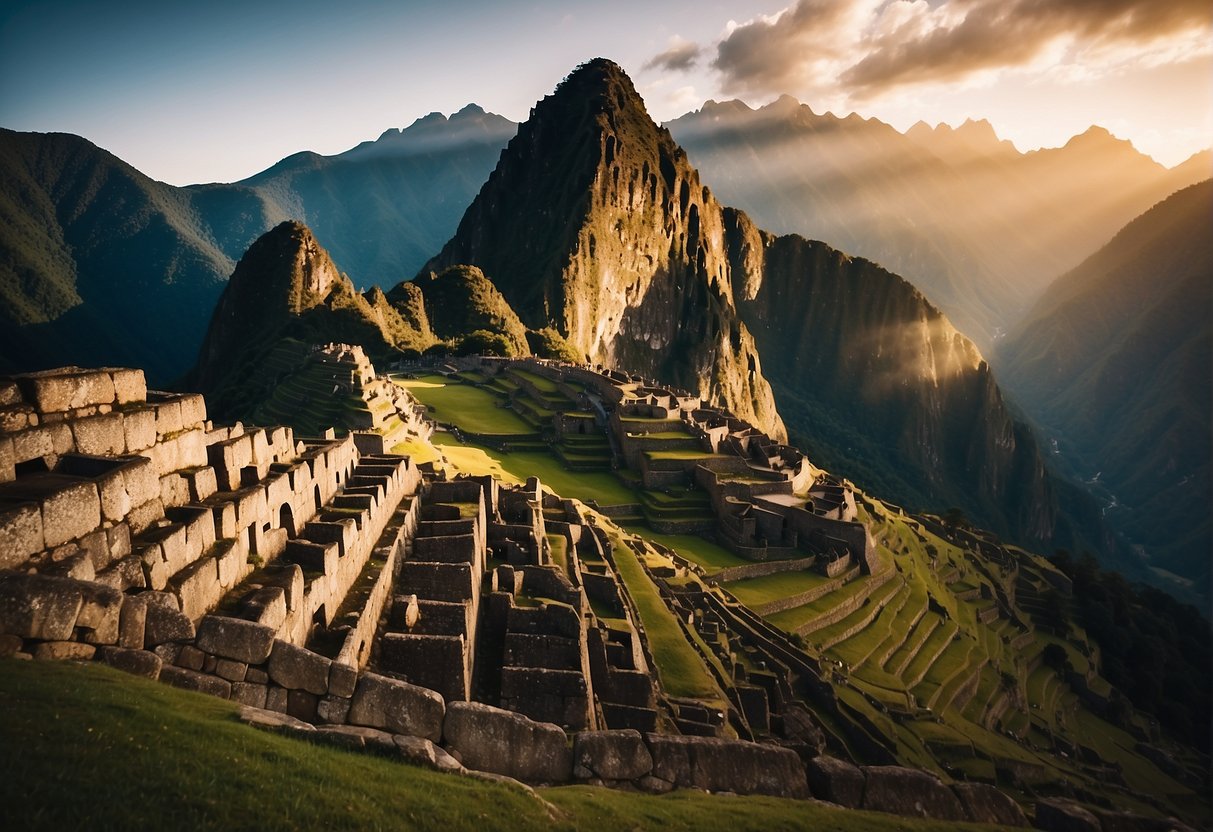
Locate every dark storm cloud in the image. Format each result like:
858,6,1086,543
644,38,704,72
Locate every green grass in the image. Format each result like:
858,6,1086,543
0,661,994,832
724,570,829,607
623,526,749,573
393,375,533,435
604,532,722,703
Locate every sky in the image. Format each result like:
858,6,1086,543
2,0,1209,185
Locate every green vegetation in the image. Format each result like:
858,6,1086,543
393,375,533,435
0,661,971,832
605,532,721,702
726,570,829,607
623,526,749,573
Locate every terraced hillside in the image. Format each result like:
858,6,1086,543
392,359,1208,825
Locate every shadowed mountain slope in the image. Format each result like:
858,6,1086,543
1000,181,1213,598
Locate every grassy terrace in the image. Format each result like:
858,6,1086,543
0,662,995,832
623,526,749,573
724,570,830,608
604,531,722,703
393,374,533,435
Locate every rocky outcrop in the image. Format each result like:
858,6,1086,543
421,59,785,439
726,209,1060,545
190,222,433,415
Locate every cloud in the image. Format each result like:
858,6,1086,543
710,0,1213,100
644,36,703,72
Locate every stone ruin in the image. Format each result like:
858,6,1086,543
0,364,1184,831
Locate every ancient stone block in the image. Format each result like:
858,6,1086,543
0,573,83,640
952,783,1028,827
152,398,184,438
176,428,208,468
44,422,74,456
215,658,247,682
265,686,288,713
0,436,15,483
237,704,314,734
122,408,157,454
195,615,275,664
11,426,53,464
347,671,445,742
139,542,170,591
0,380,20,406
177,395,207,429
0,502,44,569
160,473,190,509
0,634,23,657
109,369,147,405
268,640,331,695
394,735,464,773
317,695,351,725
203,654,218,674
1034,799,1103,832
75,581,123,645
78,529,111,571
96,553,146,592
230,682,268,708
215,541,245,588
246,667,269,685
32,641,96,661
860,766,966,822
98,646,162,679
805,756,863,810
107,523,131,560
186,467,218,502
646,735,808,798
122,458,160,506
239,586,287,631
45,549,94,582
176,644,205,671
313,725,397,753
443,701,571,783
153,642,181,665
15,371,86,413
159,665,231,699
0,404,35,432
72,413,125,456
171,555,220,622
118,594,148,649
127,498,164,535
574,730,652,781
41,480,101,549
142,591,195,645
287,689,318,722
328,662,358,699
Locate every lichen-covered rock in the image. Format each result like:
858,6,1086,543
98,646,162,679
860,765,966,822
805,755,865,808
394,735,464,773
267,640,331,695
952,782,1028,826
443,701,571,783
645,735,808,798
194,615,273,664
573,729,652,781
142,592,195,645
0,573,83,640
159,665,231,699
237,704,315,735
346,672,444,742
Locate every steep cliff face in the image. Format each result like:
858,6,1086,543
726,209,1057,541
192,221,431,415
422,59,785,439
